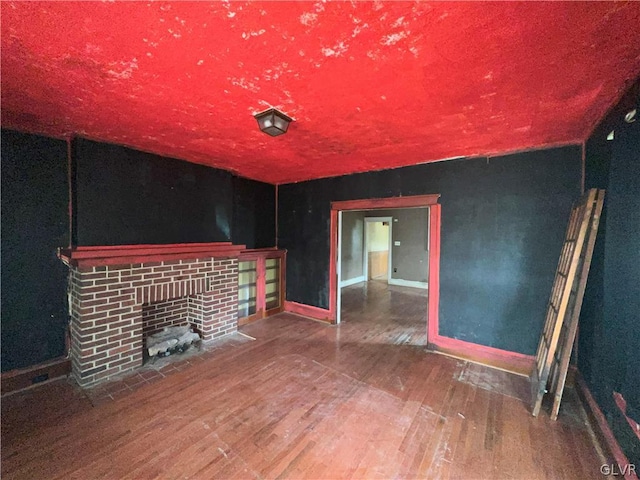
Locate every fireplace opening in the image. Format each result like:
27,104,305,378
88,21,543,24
142,296,202,363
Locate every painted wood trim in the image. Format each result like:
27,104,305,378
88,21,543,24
388,279,428,289
65,242,236,253
238,248,284,261
256,258,266,315
427,204,441,344
330,195,441,330
332,195,441,211
576,373,639,480
237,309,263,327
265,305,285,317
1,357,71,396
613,392,640,442
428,335,535,377
59,242,246,268
341,275,366,288
329,209,338,322
284,301,333,324
278,250,286,317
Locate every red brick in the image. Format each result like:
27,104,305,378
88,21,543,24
107,356,140,369
121,274,142,282
79,365,107,377
121,324,141,333
121,311,141,320
79,351,108,364
81,285,108,294
134,268,153,274
121,337,142,347
143,273,163,280
96,343,115,353
95,330,115,340
95,291,119,300
108,345,134,356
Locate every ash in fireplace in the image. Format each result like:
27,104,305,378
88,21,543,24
146,325,201,358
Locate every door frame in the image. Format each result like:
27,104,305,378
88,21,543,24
363,217,393,282
329,195,441,344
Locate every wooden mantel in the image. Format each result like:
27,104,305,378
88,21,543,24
58,242,246,268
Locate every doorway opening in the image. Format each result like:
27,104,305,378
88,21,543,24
364,217,392,283
330,195,441,346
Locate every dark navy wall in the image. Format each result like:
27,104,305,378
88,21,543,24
232,176,276,249
1,132,276,372
278,146,582,355
579,81,640,465
1,130,69,371
73,138,234,246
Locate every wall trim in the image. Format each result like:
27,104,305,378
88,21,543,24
58,242,246,268
332,194,441,211
340,275,366,288
284,301,333,324
1,357,71,396
330,196,441,333
428,335,535,377
388,279,428,290
576,373,638,480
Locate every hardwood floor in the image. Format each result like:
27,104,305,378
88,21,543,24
1,282,605,479
340,279,428,347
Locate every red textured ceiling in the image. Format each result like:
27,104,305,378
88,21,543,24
2,2,639,184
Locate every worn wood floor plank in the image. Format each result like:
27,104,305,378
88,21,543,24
2,280,606,479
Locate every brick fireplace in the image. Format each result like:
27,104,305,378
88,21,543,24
59,243,244,387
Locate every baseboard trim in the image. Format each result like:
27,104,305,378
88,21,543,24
1,357,71,396
575,373,638,480
284,301,333,324
388,279,428,290
340,276,366,288
428,335,535,377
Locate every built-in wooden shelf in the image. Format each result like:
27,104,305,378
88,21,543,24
237,248,286,326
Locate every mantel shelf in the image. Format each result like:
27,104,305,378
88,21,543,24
58,242,247,268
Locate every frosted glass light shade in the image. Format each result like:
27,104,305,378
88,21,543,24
254,108,292,136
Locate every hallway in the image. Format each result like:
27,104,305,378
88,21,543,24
340,279,428,346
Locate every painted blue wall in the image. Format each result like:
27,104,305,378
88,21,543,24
1,131,275,372
1,131,69,371
278,146,582,355
579,81,640,465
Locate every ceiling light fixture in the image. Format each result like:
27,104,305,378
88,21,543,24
254,108,293,136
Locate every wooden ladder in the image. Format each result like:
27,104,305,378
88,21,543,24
530,188,605,418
